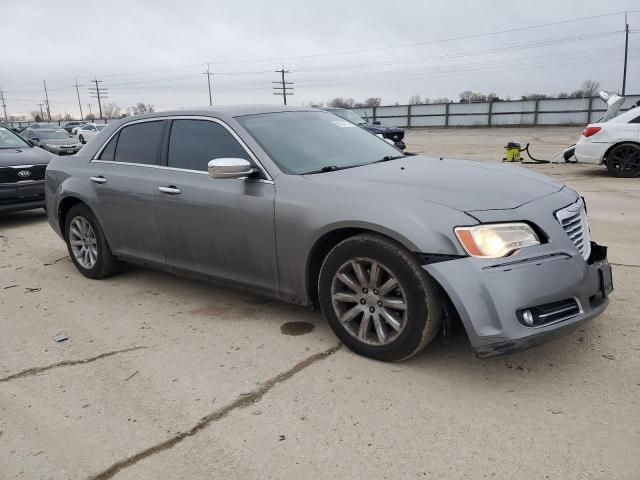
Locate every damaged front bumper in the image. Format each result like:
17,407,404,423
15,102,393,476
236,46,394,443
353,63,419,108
424,242,612,358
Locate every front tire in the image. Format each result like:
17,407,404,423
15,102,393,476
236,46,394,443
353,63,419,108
79,135,85,144
606,143,640,178
318,234,442,362
64,204,120,279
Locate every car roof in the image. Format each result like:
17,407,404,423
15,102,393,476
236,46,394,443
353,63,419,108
607,107,640,124
127,105,317,120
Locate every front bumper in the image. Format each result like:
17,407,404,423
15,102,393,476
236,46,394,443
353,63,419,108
425,242,611,358
43,145,82,156
0,181,45,213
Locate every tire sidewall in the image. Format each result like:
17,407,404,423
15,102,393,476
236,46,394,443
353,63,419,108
64,204,110,279
607,143,640,178
318,235,438,362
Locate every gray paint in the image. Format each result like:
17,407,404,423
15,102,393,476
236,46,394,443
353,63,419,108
45,106,610,357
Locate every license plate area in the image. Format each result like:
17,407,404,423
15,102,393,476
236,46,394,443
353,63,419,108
16,185,43,199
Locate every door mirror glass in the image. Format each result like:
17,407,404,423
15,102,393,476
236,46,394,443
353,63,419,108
208,158,254,179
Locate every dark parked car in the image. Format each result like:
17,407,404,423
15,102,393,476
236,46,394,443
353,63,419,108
62,121,85,134
45,106,611,361
325,108,406,150
22,129,82,155
0,125,52,213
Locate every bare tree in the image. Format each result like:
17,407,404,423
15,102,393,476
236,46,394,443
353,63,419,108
581,79,601,97
431,97,450,104
459,90,474,103
328,97,355,108
132,102,155,115
84,113,96,121
102,102,121,119
363,97,382,107
408,95,423,105
30,111,42,122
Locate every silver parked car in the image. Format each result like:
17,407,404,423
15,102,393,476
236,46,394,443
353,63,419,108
45,106,612,361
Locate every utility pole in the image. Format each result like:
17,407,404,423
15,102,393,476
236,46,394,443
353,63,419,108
622,12,629,95
0,89,7,122
273,66,294,105
203,63,213,106
43,80,52,121
37,103,45,120
87,104,93,116
73,77,84,120
88,77,108,119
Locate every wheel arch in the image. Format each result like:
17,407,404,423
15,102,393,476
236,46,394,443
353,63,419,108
57,195,101,241
305,225,421,307
603,140,640,164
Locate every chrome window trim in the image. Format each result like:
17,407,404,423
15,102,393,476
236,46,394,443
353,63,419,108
92,116,273,182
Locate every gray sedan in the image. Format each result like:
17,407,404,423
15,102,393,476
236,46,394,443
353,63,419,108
44,106,612,361
23,129,82,155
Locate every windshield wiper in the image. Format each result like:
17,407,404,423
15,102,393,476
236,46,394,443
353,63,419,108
372,155,405,163
303,165,354,175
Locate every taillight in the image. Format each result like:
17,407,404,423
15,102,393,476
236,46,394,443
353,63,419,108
582,126,601,138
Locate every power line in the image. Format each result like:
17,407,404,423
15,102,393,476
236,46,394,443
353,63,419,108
203,63,213,106
273,67,293,105
73,77,84,120
88,77,107,119
0,89,8,122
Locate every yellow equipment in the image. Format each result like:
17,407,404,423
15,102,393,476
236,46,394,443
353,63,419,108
503,142,522,162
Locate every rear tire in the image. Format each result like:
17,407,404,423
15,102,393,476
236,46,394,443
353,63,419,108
64,204,120,279
606,143,640,178
318,233,442,362
79,135,85,144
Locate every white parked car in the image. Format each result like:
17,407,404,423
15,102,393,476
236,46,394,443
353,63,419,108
574,106,640,177
77,123,107,144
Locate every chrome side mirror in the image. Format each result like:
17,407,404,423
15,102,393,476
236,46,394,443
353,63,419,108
207,158,254,179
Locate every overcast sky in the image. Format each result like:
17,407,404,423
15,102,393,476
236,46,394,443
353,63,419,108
1,0,639,118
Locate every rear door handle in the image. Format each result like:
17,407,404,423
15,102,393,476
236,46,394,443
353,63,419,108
158,186,181,195
90,176,107,184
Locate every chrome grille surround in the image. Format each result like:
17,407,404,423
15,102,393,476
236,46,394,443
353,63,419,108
555,199,591,260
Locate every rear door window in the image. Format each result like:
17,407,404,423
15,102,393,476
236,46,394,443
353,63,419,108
113,121,164,165
167,119,250,171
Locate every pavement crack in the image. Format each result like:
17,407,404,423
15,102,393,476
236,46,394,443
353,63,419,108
0,346,147,384
89,343,343,480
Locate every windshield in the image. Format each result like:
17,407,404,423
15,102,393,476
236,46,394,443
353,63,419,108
237,111,401,174
39,130,71,140
331,109,366,125
0,127,31,149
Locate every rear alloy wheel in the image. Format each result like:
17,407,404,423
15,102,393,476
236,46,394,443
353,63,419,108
65,204,120,279
606,143,640,178
319,234,443,362
79,135,85,144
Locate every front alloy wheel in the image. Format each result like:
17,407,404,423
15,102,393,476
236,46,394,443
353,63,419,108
331,257,408,346
319,233,442,362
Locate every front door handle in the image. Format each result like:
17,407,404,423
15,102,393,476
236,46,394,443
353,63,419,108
90,176,107,184
158,186,181,195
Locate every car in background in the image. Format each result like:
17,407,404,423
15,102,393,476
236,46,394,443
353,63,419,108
45,106,611,362
324,107,406,150
24,122,58,131
0,125,52,213
62,121,85,134
574,107,640,177
22,129,82,155
76,123,107,144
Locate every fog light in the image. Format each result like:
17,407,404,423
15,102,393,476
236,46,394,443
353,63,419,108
522,309,534,326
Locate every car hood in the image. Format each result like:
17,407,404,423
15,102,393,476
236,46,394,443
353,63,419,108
303,155,564,212
40,138,77,146
0,146,53,167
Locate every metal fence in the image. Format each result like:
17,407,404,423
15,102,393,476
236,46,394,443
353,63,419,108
353,95,640,128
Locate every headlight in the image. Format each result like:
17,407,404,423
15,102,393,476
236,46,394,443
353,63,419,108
455,222,540,258
45,144,57,149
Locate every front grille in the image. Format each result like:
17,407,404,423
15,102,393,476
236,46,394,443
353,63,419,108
0,164,47,184
555,199,591,260
518,298,582,327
